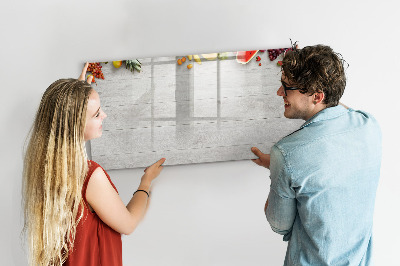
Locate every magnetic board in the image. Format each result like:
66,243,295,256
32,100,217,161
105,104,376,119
89,50,302,170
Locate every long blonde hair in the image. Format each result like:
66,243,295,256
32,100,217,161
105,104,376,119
23,79,93,265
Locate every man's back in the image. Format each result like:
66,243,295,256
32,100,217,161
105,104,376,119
267,105,382,266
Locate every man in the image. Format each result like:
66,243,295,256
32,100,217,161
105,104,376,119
251,45,381,265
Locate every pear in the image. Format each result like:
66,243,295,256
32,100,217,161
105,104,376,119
218,52,229,60
193,55,202,65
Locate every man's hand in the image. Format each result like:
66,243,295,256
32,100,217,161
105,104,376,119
251,147,271,169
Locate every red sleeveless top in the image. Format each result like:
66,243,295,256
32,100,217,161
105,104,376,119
64,160,122,266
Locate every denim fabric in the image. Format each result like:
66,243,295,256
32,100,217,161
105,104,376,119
266,105,382,266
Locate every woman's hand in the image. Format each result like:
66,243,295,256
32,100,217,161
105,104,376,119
142,158,166,185
86,158,166,235
78,62,93,84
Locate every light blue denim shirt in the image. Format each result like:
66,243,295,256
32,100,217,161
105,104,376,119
266,105,382,266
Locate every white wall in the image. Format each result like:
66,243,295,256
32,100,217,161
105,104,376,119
1,0,399,265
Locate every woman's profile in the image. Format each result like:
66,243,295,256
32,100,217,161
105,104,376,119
22,63,165,265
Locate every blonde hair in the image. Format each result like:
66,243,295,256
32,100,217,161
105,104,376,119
23,79,93,265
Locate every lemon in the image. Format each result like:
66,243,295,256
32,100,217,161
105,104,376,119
113,61,122,68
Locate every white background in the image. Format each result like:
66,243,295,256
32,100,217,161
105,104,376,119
1,0,399,265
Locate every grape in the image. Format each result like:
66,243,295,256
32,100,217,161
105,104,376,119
267,48,292,61
87,62,105,81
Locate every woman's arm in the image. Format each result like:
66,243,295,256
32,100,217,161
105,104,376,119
86,158,165,235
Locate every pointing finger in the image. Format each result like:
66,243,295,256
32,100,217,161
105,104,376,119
156,158,166,166
251,147,263,157
78,62,89,81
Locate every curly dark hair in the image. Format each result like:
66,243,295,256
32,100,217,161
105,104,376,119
282,44,347,107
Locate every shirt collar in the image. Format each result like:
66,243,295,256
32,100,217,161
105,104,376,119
300,105,349,129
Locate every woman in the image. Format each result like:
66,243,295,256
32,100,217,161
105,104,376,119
22,63,165,265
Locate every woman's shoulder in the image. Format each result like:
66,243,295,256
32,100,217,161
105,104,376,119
86,160,118,193
85,160,104,185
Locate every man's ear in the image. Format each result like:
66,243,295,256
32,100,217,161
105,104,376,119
313,92,325,105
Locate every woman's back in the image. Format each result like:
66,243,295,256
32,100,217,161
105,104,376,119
64,160,122,266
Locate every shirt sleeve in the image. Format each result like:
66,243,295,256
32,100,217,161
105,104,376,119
266,145,297,241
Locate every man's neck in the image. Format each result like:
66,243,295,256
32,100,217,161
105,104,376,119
304,104,327,121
